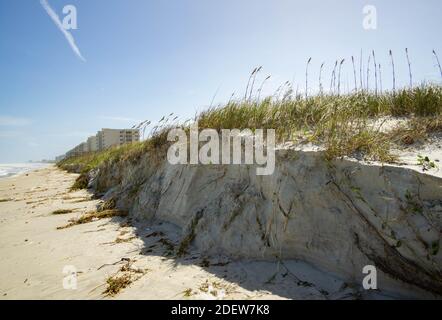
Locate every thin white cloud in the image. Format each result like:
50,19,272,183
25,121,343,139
40,0,86,62
0,116,31,126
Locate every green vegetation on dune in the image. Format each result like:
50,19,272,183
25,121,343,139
198,85,442,131
58,141,147,173
197,85,441,161
59,84,442,178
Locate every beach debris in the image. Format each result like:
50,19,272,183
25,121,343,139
97,198,116,212
102,258,148,296
103,274,132,296
198,279,234,298
51,209,73,215
182,288,194,297
97,257,131,271
114,236,136,244
57,209,128,229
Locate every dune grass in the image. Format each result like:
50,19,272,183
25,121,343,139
59,141,148,173
58,131,171,175
58,84,442,172
388,115,442,146
196,85,441,161
70,173,89,191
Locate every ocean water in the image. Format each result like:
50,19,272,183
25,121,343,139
0,163,49,179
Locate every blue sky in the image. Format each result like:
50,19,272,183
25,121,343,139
0,0,441,162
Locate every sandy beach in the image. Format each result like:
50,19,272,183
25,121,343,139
0,165,396,300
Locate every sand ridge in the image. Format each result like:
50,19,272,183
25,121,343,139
0,166,399,300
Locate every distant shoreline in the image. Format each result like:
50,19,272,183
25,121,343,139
0,163,51,180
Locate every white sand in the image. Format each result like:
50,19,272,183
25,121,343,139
0,166,392,300
395,135,442,178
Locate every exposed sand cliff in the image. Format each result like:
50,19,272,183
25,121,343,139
0,166,392,299
82,147,442,298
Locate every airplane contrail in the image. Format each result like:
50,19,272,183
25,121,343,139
40,0,86,62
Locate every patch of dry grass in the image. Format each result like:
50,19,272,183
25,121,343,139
182,288,194,297
388,115,442,146
115,236,136,244
57,209,128,229
198,279,235,297
52,209,73,215
98,198,116,211
102,259,147,296
103,274,132,296
70,173,89,191
70,198,92,203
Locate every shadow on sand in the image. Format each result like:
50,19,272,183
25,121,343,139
98,213,385,300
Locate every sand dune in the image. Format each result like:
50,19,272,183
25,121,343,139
0,166,395,300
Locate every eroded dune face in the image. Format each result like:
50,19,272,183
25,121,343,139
89,149,442,298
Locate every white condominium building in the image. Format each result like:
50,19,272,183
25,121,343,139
96,128,140,150
59,128,140,160
87,135,98,152
65,142,88,158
